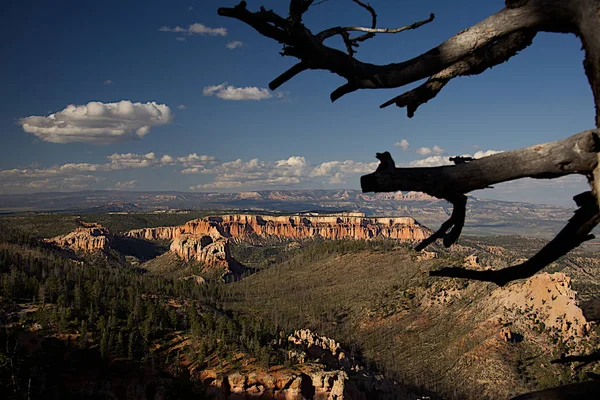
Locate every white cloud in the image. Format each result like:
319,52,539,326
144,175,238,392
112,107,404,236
115,180,137,190
188,156,378,190
416,145,445,156
408,156,452,168
176,37,186,42
159,23,227,36
178,104,187,109
107,152,158,169
0,152,218,186
104,79,114,85
395,139,409,150
472,150,503,158
407,149,503,168
226,41,244,49
203,82,274,101
19,101,172,144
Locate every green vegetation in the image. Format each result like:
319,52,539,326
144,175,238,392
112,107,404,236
2,212,599,399
0,224,289,399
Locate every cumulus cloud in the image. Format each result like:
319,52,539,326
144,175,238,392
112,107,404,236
407,149,503,168
395,139,409,150
408,156,453,168
115,180,137,190
472,150,503,158
19,101,172,144
416,145,445,156
203,82,274,101
176,37,186,42
107,152,158,169
0,151,218,193
159,23,227,36
188,156,378,190
226,41,244,49
104,79,113,85
178,104,187,109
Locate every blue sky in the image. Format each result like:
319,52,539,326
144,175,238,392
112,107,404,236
0,0,594,205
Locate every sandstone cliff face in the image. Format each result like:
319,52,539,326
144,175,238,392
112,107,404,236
126,213,432,243
494,272,590,339
124,213,431,271
169,234,230,267
46,223,112,253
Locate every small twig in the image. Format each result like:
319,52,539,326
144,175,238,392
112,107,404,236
350,0,377,44
317,13,435,43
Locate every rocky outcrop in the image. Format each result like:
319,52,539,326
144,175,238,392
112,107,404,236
494,272,591,340
124,213,431,272
199,328,434,400
170,234,230,267
46,222,112,253
201,368,360,400
126,213,432,243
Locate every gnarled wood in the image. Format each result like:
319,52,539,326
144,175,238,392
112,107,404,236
430,191,600,286
219,0,600,284
361,130,600,198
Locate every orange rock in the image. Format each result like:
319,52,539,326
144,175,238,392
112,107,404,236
46,225,112,253
126,213,432,243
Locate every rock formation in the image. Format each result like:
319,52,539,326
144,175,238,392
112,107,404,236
126,212,432,243
494,272,591,340
46,222,112,253
124,213,431,272
199,328,434,400
170,234,230,267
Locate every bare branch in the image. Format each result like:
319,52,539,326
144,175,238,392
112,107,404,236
269,62,310,90
380,29,536,117
430,191,600,286
349,0,377,44
289,0,314,23
415,195,466,251
361,129,600,199
362,130,600,251
219,0,574,102
318,13,435,41
313,1,433,57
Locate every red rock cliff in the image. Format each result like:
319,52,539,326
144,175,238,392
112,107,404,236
46,223,112,253
126,213,432,242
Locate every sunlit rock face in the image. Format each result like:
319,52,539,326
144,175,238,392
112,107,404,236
123,213,432,272
126,213,432,243
169,234,230,267
46,223,112,253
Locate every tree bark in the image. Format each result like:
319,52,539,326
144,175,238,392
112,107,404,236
361,130,599,198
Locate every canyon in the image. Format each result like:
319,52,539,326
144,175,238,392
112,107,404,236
46,213,432,272
126,213,432,270
125,213,432,242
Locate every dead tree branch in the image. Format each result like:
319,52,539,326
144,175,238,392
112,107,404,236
361,130,600,198
219,0,600,284
219,0,575,103
430,191,600,286
380,30,537,117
